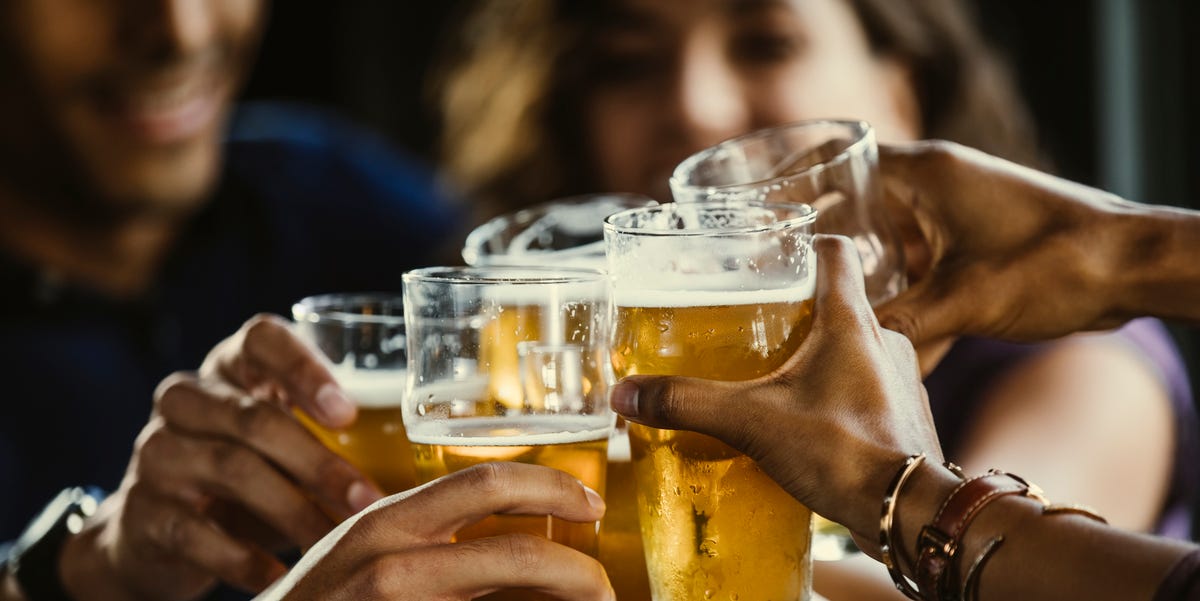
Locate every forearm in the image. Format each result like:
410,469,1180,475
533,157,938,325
889,463,1192,601
1112,201,1200,324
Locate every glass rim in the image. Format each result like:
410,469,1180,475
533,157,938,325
461,193,659,265
603,200,818,238
670,119,874,192
292,292,405,326
402,265,609,286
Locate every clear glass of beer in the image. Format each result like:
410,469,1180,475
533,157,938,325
462,193,658,269
292,294,416,495
671,119,905,307
402,266,615,601
605,201,819,601
461,193,659,600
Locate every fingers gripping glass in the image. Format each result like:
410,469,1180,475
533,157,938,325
402,266,614,601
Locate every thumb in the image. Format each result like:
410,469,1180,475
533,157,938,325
611,376,751,441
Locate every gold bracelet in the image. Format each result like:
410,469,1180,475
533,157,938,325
1044,503,1108,523
879,453,927,600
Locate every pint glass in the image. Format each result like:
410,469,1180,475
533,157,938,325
292,294,416,494
403,267,615,601
671,119,904,306
462,194,658,600
605,201,818,601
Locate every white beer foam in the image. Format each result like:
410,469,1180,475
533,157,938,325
613,278,815,308
330,367,407,408
407,414,613,447
480,281,607,304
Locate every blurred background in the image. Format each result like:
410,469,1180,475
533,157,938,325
241,0,1200,374
241,0,1199,211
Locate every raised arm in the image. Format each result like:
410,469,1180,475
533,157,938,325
875,140,1200,346
611,236,1198,601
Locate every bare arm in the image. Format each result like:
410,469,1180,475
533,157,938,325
876,141,1200,345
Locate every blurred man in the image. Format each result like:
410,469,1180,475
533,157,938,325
0,1,461,600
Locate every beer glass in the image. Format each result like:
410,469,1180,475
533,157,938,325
292,294,416,494
462,193,657,269
403,266,615,601
462,193,659,600
671,119,904,306
605,201,818,601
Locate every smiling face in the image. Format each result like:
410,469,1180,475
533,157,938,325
0,0,266,218
581,0,921,202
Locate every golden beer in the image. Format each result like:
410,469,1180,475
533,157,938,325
298,369,416,494
412,415,609,601
479,296,601,412
612,288,816,601
599,427,652,601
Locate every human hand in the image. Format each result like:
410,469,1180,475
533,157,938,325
260,462,612,601
59,316,384,601
874,141,1138,348
608,235,942,554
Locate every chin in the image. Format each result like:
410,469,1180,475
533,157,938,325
92,136,224,217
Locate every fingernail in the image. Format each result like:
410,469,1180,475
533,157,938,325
610,381,639,417
582,485,606,512
315,383,355,427
347,480,384,513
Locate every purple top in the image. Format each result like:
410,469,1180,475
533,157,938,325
925,318,1198,539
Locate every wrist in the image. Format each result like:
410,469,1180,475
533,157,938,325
1111,202,1200,322
891,461,964,579
57,504,139,601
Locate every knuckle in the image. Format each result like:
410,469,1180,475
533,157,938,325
918,139,964,166
463,462,512,498
135,422,176,466
158,511,194,550
649,379,682,422
241,314,286,352
357,556,412,597
312,452,357,490
153,373,199,414
500,533,544,574
233,399,279,441
209,442,257,484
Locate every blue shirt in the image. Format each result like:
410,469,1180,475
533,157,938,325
0,104,464,598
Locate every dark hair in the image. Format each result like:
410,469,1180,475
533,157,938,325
436,0,1040,219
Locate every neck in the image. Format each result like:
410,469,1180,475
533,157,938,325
0,188,186,300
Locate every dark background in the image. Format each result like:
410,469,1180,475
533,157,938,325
240,0,1200,380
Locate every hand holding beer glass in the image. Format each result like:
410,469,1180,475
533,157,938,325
605,201,818,601
292,294,417,495
462,193,660,601
671,120,903,559
402,267,615,601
